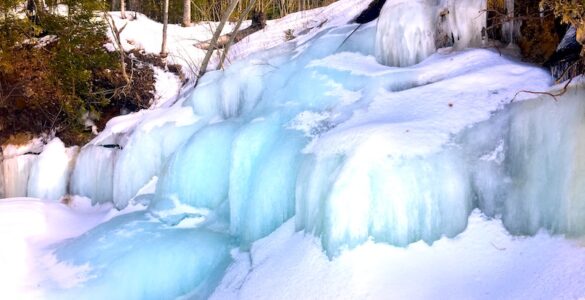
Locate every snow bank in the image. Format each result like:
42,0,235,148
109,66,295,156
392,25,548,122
212,212,585,299
0,197,115,298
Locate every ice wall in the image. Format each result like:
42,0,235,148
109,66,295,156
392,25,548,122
297,150,473,255
70,146,118,205
1,140,44,198
441,0,487,49
2,155,37,198
463,86,585,236
112,107,204,209
27,138,78,201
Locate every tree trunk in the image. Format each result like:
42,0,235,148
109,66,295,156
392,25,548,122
120,0,126,19
182,0,191,27
217,4,262,70
197,0,240,79
161,0,169,57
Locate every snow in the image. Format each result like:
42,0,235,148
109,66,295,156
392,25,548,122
212,212,585,300
0,197,118,299
151,66,182,108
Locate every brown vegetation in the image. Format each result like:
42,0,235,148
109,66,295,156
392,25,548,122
0,42,155,146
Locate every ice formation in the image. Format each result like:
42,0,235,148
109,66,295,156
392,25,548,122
2,0,585,296
49,211,233,299
27,138,78,201
375,0,486,67
70,145,118,205
1,140,43,198
462,87,585,236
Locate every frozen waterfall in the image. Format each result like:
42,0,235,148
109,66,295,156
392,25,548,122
1,0,584,297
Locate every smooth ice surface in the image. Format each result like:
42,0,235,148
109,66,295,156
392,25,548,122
49,211,233,300
152,121,240,217
27,138,78,201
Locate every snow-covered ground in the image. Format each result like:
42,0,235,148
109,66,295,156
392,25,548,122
2,199,585,299
2,0,585,298
213,211,585,300
0,197,145,299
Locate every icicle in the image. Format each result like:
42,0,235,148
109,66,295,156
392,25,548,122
503,0,517,46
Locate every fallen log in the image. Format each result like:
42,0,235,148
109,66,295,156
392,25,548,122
195,11,266,51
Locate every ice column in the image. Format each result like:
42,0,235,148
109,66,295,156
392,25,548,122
70,145,118,204
375,0,487,67
1,155,37,198
375,0,437,67
27,138,78,201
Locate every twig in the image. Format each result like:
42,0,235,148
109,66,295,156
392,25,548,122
490,241,506,251
511,75,575,103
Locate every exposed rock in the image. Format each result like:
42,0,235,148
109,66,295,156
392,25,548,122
353,0,386,24
515,0,562,64
546,26,585,82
